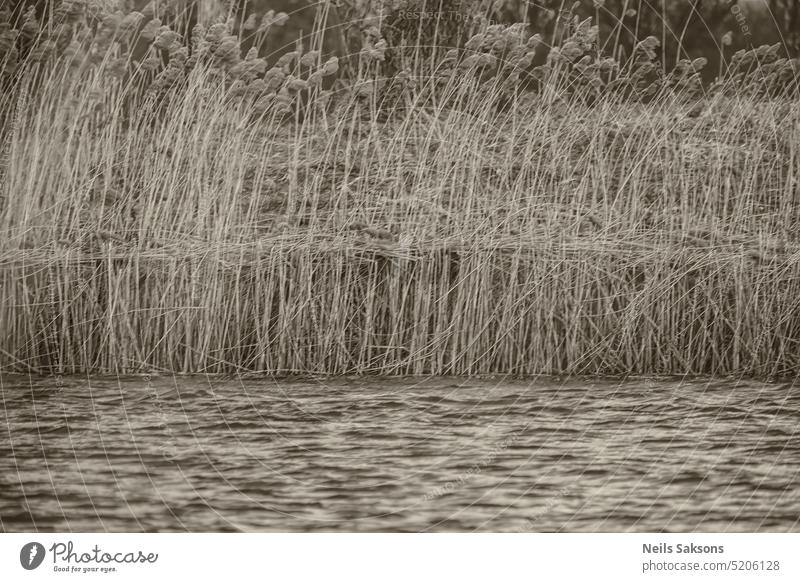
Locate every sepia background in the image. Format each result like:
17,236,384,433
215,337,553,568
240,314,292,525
1,0,798,533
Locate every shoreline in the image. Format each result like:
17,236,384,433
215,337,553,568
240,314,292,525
3,239,799,377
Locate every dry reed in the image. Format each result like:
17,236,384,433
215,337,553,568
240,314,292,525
1,5,798,377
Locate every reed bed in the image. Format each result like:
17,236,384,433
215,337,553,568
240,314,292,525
1,5,799,376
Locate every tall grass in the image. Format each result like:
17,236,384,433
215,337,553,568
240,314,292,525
1,5,799,376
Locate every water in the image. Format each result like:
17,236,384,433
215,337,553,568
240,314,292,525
1,375,798,532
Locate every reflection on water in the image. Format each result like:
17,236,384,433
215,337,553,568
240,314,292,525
1,375,798,532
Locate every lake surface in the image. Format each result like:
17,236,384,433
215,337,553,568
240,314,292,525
1,375,798,532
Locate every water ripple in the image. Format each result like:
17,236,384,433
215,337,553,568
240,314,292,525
1,375,798,532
